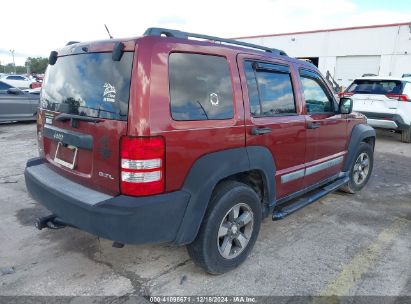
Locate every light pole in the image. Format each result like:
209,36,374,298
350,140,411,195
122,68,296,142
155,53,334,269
26,58,31,74
9,49,16,74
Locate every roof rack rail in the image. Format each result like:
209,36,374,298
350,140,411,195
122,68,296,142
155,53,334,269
66,41,80,46
144,27,287,56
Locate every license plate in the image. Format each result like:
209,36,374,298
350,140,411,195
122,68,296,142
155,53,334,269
54,142,78,169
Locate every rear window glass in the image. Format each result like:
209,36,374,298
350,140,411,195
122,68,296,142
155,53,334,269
169,53,234,121
347,80,403,95
40,52,133,121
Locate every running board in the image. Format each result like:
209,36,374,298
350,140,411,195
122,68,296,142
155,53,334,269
272,176,349,220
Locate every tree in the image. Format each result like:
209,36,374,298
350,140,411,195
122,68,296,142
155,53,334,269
25,57,48,74
0,63,25,74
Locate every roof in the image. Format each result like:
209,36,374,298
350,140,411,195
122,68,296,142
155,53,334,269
232,22,411,40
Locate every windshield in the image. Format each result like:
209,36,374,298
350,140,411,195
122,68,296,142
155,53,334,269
40,52,133,121
347,79,403,95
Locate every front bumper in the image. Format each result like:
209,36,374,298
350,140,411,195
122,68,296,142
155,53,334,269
24,158,190,244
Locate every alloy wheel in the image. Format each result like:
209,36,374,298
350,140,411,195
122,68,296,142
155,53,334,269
217,203,254,259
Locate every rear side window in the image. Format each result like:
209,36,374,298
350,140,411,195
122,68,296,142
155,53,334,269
244,61,296,116
347,80,403,95
8,76,25,80
169,53,234,121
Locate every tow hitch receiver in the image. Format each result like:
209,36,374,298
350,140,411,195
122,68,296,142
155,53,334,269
35,215,70,230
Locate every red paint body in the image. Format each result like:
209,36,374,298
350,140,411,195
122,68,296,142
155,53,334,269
37,35,365,199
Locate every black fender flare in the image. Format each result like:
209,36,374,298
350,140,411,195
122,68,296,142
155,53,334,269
343,123,376,172
174,146,276,245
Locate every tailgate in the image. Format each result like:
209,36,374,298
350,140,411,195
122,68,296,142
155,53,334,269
348,79,402,114
352,93,399,114
40,114,127,195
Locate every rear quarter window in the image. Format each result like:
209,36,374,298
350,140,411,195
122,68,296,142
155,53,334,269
168,53,234,121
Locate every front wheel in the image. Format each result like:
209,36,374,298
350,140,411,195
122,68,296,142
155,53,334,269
187,181,262,274
340,142,374,193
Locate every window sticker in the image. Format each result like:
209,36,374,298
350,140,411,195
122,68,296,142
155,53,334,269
210,93,219,106
103,83,116,103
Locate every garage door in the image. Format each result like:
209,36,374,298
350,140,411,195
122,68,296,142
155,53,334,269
335,56,381,88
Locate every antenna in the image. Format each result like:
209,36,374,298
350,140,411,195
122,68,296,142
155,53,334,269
104,24,113,39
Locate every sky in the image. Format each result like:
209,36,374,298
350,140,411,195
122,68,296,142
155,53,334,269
1,0,410,66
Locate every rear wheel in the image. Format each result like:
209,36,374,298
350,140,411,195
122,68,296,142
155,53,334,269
340,142,373,193
401,126,411,143
187,181,262,274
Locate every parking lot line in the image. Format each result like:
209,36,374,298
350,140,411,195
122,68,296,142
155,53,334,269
318,217,409,297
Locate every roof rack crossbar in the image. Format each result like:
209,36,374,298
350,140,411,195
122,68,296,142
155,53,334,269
144,27,287,56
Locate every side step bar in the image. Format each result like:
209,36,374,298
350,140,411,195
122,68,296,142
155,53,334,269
272,176,349,220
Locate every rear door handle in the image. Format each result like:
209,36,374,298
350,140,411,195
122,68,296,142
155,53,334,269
307,122,321,129
251,127,272,135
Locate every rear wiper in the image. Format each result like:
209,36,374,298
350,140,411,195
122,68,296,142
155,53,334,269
55,113,103,128
196,100,209,120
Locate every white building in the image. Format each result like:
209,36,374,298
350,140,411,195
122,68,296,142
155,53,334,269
236,22,411,89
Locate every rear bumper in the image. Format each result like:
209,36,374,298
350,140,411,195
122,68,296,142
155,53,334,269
366,118,399,129
24,158,190,244
359,112,409,131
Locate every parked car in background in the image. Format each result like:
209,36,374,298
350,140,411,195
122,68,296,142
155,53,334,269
340,76,411,142
0,74,34,89
0,81,39,122
30,81,42,89
23,87,41,94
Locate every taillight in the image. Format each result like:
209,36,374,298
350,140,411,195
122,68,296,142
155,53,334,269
338,92,354,98
36,109,44,157
386,94,409,102
120,136,165,196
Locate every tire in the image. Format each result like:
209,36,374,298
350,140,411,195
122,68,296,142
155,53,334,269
340,142,374,194
187,181,262,274
401,126,411,143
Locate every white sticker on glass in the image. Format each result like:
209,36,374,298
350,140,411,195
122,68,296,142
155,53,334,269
103,83,116,103
210,92,219,106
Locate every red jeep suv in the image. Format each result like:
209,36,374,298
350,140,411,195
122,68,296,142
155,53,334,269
25,28,375,274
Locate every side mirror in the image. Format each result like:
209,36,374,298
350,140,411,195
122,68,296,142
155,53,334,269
7,88,22,95
339,97,353,114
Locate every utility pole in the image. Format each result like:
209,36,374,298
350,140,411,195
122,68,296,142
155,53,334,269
9,49,16,74
26,58,31,74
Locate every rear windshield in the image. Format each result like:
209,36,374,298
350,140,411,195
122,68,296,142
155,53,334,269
347,79,403,95
40,52,133,120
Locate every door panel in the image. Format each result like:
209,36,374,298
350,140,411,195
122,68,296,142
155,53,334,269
299,69,348,187
238,55,306,199
0,91,36,121
249,115,306,198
